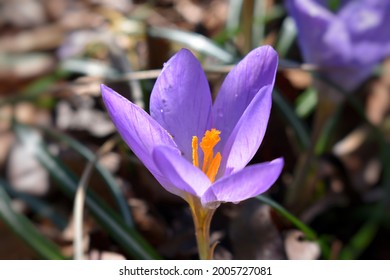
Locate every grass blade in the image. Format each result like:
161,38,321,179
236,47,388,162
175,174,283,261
147,26,235,63
0,179,67,259
252,0,266,48
14,124,160,259
1,179,67,230
276,17,297,58
256,195,317,240
226,0,243,32
43,128,134,228
339,220,379,259
273,89,310,150
295,87,317,118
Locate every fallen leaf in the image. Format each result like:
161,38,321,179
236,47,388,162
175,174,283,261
7,133,49,196
284,229,321,260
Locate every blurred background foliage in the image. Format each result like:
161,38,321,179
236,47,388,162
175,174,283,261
0,0,389,260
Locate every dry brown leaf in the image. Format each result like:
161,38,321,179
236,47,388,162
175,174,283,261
98,152,121,173
0,53,55,79
283,69,312,89
0,25,64,53
284,230,321,260
365,80,390,125
7,134,49,196
44,0,68,20
333,125,370,156
0,0,46,28
56,99,115,137
14,102,51,126
175,0,203,25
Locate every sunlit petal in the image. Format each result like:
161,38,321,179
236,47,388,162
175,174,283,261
201,158,284,207
150,49,212,161
101,84,177,176
153,145,211,199
212,46,278,151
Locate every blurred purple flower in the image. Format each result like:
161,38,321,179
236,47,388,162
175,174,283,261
286,0,390,91
101,46,283,208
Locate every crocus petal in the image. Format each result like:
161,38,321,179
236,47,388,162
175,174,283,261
153,145,211,199
212,46,278,151
150,49,212,161
286,0,352,65
201,158,284,208
220,85,273,175
287,0,390,92
340,1,390,64
101,84,177,176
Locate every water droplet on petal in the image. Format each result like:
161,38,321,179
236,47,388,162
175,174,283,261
160,109,164,113
217,108,224,118
163,84,173,91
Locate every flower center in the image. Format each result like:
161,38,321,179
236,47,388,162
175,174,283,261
192,129,222,183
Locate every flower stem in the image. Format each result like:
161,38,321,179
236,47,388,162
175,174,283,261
187,195,216,260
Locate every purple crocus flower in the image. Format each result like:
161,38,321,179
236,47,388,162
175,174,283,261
101,46,284,209
286,0,390,92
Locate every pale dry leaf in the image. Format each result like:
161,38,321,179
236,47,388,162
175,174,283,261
175,0,203,25
363,158,381,185
59,9,105,30
0,105,12,131
70,76,102,97
283,69,312,89
0,53,55,79
98,152,121,173
284,230,321,260
202,0,228,34
334,125,381,191
14,102,51,126
56,99,115,137
333,125,370,156
0,25,64,53
44,0,68,20
0,0,46,27
90,0,133,12
7,134,49,196
365,80,390,125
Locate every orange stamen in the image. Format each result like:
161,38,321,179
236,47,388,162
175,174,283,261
192,128,222,183
192,136,199,168
206,152,221,183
